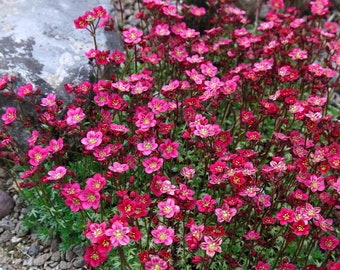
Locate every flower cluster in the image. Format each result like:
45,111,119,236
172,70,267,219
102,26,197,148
0,0,339,269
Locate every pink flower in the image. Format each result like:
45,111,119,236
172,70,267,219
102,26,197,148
159,139,179,160
81,131,103,150
49,138,64,153
17,83,33,97
158,198,180,218
180,166,195,180
269,0,284,9
105,221,130,247
135,112,157,131
28,130,39,147
215,204,237,222
319,234,339,251
255,261,270,270
142,157,163,174
243,230,260,240
122,26,143,44
253,58,274,72
148,97,168,114
307,174,325,192
84,245,107,268
137,137,158,156
151,225,175,246
1,107,17,124
108,162,129,173
154,23,170,36
276,208,295,225
239,186,261,197
85,221,107,243
86,173,106,192
66,107,85,125
41,93,56,107
79,188,100,210
246,131,262,141
28,145,49,166
197,195,216,213
292,220,310,236
47,166,67,180
199,236,222,257
74,15,88,29
145,256,167,270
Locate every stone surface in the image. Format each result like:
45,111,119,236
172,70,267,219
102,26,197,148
0,190,14,219
0,0,123,108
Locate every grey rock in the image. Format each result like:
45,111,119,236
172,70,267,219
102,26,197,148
1,266,13,270
0,219,16,231
65,249,75,262
10,236,22,243
32,253,51,266
0,190,15,219
51,251,61,262
72,245,85,257
59,260,72,270
72,256,85,268
15,220,28,237
27,243,40,257
0,230,12,243
48,261,59,268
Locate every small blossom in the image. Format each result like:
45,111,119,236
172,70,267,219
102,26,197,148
142,157,163,174
66,107,85,125
81,131,103,151
319,234,339,251
243,229,260,240
215,204,237,222
47,166,67,180
152,225,175,246
123,27,143,44
158,198,180,218
1,107,17,124
145,256,167,270
199,236,222,257
105,221,130,247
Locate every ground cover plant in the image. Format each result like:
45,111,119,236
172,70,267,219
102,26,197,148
0,0,339,269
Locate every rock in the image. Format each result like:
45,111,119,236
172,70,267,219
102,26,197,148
0,0,123,150
0,190,15,219
0,231,12,244
59,260,72,270
32,253,51,266
65,249,75,262
72,245,85,257
10,236,22,244
27,243,40,257
0,219,16,231
51,251,61,262
15,220,28,237
73,256,85,268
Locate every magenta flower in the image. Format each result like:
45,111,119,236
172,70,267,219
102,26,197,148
46,166,67,180
197,195,216,213
276,207,295,225
137,137,158,156
158,198,180,218
28,145,49,166
49,138,64,153
122,26,143,44
319,234,339,251
108,162,129,173
142,157,163,174
199,236,222,257
17,83,33,97
81,131,103,150
215,204,237,223
151,225,175,246
159,139,179,160
243,229,261,240
41,93,56,107
79,188,100,210
145,256,167,270
66,107,85,125
1,107,17,125
86,173,106,192
105,221,130,247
